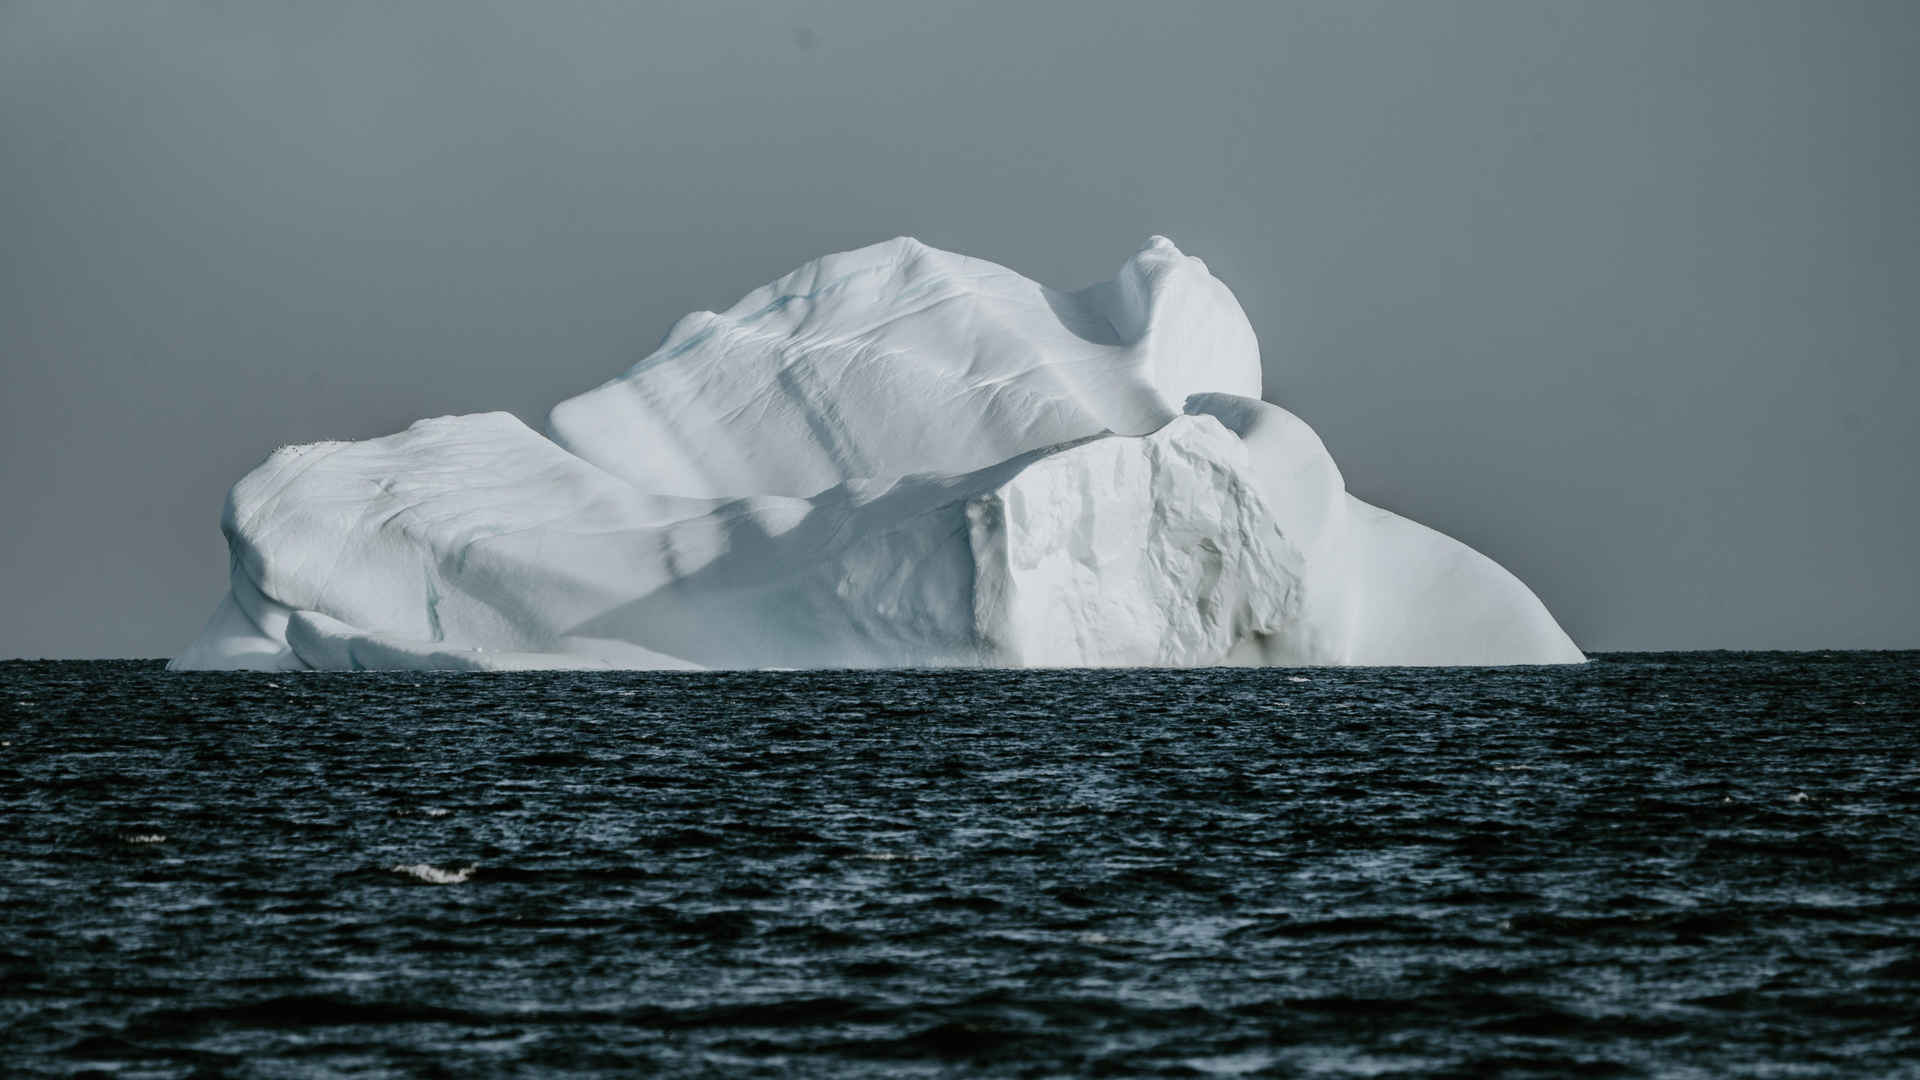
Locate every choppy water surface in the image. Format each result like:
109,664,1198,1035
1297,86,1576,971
3,653,1917,1078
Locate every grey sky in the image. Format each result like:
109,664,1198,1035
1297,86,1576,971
2,0,1914,657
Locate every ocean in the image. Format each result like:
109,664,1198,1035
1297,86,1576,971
3,653,1916,1078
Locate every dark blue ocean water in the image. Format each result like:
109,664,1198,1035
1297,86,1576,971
2,653,1917,1078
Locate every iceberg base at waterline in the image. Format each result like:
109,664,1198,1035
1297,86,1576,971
171,237,1584,671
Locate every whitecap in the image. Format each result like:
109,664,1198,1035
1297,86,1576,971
391,863,476,884
126,833,166,844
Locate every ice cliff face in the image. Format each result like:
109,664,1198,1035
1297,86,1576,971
171,237,1585,671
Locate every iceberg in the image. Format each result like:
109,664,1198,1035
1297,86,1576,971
170,237,1584,671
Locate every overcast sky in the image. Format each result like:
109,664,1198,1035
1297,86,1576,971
3,0,1915,658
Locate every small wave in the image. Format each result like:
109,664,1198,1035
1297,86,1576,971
509,751,595,768
126,834,166,844
421,807,451,818
131,993,486,1032
391,863,475,885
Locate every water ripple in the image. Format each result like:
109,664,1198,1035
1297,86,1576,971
1,652,1916,1077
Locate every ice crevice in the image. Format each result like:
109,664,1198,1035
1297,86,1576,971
170,236,1585,671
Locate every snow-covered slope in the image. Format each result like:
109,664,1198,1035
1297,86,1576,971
172,237,1584,671
548,236,1259,498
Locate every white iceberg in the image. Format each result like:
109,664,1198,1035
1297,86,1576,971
170,237,1584,671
